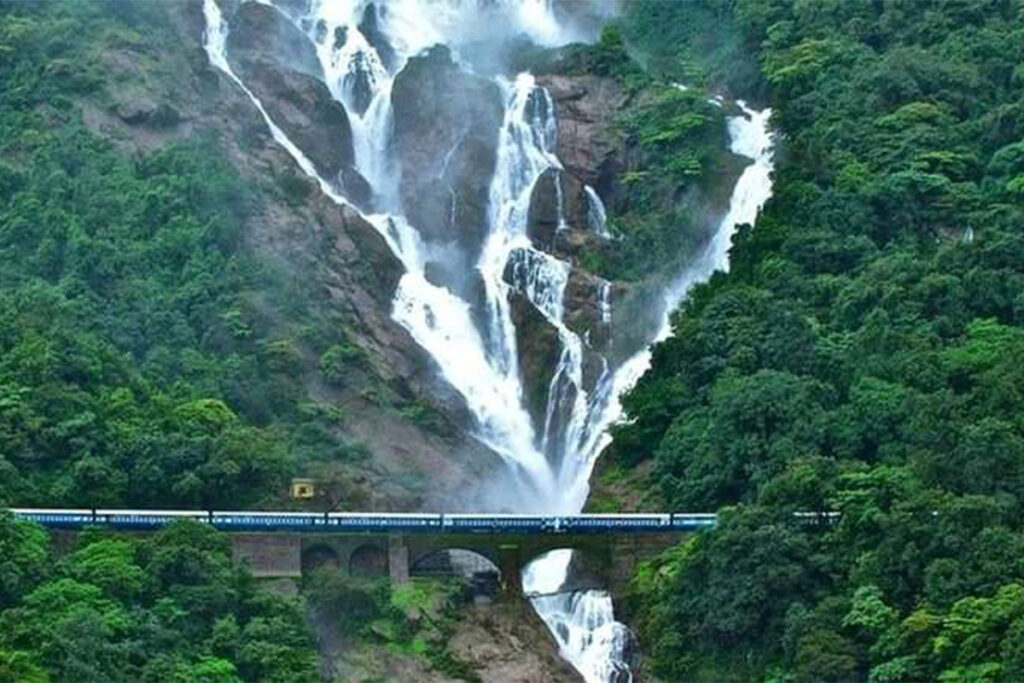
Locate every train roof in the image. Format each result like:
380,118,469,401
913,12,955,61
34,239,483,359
96,509,207,516
214,510,320,517
11,508,93,515
443,513,548,518
573,513,670,517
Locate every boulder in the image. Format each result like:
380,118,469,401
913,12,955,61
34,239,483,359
225,3,355,180
563,269,612,352
227,1,322,80
551,222,610,261
358,3,397,73
509,292,563,429
391,45,503,254
227,57,355,180
333,204,405,303
526,167,563,248
116,99,182,128
537,74,626,219
342,53,376,115
340,165,373,209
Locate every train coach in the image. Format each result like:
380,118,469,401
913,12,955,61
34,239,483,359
211,511,322,530
670,513,717,529
97,509,209,527
442,514,549,533
8,509,721,533
11,508,96,528
327,512,442,531
565,513,672,532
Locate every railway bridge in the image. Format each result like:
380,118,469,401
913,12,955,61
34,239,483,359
12,510,718,597
234,529,686,596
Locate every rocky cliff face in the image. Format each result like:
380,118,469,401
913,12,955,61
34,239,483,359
76,0,507,511
62,1,730,680
391,45,503,290
508,73,628,399
316,598,583,683
539,74,627,227
224,2,377,206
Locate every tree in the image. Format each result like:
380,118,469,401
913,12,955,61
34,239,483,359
0,514,48,608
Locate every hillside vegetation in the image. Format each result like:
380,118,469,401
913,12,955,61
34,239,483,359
0,0,385,511
611,0,1024,680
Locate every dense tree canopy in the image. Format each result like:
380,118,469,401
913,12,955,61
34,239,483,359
613,0,1024,680
0,0,377,510
0,515,318,683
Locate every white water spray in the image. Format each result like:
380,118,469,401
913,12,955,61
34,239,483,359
584,185,610,237
523,101,775,683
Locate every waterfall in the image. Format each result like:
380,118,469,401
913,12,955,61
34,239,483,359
202,2,774,680
584,185,610,237
524,101,775,682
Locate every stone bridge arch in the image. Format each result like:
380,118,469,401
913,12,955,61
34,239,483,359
349,542,389,577
302,544,341,575
520,546,610,596
411,548,501,578
407,540,500,571
231,529,687,598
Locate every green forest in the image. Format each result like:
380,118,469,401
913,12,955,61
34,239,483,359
0,0,377,512
0,516,318,682
612,0,1024,681
0,2,359,679
3,0,1024,681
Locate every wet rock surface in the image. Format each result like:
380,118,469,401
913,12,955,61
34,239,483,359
538,74,627,224
225,54,355,179
392,45,503,253
320,601,583,683
358,3,397,73
564,268,612,352
527,167,563,249
225,1,322,79
509,291,563,429
74,0,509,510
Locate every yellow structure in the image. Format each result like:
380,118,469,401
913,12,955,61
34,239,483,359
290,478,315,499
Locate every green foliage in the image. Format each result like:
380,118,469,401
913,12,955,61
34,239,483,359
614,0,1024,680
0,518,317,682
619,0,763,97
514,19,731,283
305,572,479,679
398,399,450,435
515,23,647,88
319,342,364,386
598,85,728,281
0,0,376,509
0,512,49,608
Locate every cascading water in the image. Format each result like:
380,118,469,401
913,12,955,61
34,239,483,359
584,185,610,237
202,2,773,680
523,100,775,683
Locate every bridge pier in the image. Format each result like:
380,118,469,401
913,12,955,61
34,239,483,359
230,534,302,578
498,544,521,598
388,533,410,584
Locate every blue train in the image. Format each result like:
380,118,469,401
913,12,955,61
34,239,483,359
8,509,720,533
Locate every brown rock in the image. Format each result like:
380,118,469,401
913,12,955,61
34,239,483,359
509,292,563,428
563,268,612,352
527,167,563,249
228,57,355,180
226,1,322,80
538,74,627,220
391,45,503,254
